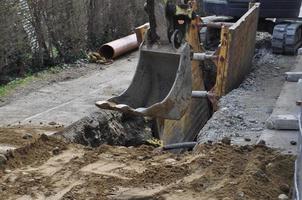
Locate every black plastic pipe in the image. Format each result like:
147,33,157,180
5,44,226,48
162,142,197,151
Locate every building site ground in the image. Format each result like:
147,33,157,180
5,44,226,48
0,33,300,199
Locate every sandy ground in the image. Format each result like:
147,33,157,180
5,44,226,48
0,32,299,199
0,53,138,127
0,134,295,200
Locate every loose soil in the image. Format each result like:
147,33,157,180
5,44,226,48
0,126,64,148
0,134,295,200
56,111,153,148
0,32,298,200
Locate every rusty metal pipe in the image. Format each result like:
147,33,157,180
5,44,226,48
99,34,139,59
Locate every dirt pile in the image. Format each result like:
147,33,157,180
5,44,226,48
56,111,153,147
0,126,63,147
192,144,295,200
0,135,295,200
3,135,67,171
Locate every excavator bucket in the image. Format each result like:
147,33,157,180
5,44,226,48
96,44,192,120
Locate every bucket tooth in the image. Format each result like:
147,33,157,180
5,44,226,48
96,43,192,120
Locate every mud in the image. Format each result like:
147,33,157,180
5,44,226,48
0,134,295,200
55,111,153,147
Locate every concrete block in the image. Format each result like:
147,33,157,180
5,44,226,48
258,129,299,154
285,72,302,82
298,48,302,55
266,114,299,130
298,79,302,106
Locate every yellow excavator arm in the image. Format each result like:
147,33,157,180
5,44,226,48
96,0,211,144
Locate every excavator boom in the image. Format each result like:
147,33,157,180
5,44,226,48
96,1,261,145
96,0,196,120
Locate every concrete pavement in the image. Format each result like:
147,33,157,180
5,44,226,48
0,53,138,127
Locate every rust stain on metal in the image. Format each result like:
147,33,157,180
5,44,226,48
158,14,211,145
215,26,229,98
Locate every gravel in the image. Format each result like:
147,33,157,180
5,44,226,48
197,33,296,145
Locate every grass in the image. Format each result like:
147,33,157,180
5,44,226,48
0,76,36,97
0,65,67,98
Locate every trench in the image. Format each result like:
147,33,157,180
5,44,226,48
55,33,292,151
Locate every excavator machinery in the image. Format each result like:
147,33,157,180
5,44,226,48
96,0,261,145
97,0,195,120
96,0,212,145
94,1,300,196
202,0,302,54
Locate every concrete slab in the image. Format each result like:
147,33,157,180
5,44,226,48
259,55,302,153
258,130,299,154
265,57,301,127
269,82,300,117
